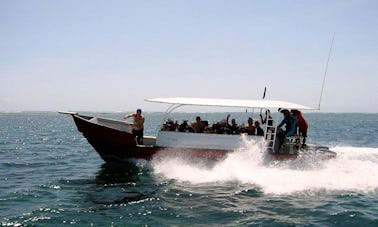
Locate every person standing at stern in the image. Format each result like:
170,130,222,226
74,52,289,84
124,109,145,145
291,109,308,147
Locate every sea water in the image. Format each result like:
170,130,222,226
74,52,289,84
0,112,377,226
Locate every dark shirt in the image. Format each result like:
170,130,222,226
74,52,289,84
278,115,297,136
227,123,239,134
256,127,264,136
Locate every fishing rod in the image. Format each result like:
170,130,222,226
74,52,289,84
318,33,335,110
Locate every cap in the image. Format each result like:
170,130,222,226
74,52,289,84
136,109,142,113
280,109,289,113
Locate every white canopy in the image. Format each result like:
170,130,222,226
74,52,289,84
145,97,315,110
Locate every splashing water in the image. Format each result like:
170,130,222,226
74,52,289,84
152,140,378,195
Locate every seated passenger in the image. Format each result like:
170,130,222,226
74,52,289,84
254,121,264,136
226,114,239,134
162,119,176,131
178,120,191,132
191,116,205,133
211,119,227,134
204,126,212,133
245,117,256,135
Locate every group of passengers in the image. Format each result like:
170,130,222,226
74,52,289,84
124,107,308,148
161,108,308,148
276,108,308,148
161,114,265,136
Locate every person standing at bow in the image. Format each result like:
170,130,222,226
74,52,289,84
124,109,145,145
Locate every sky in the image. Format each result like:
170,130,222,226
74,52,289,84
0,0,377,113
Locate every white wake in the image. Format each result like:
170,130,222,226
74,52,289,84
151,141,378,195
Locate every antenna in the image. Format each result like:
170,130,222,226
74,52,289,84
262,86,267,99
318,33,335,110
260,86,267,115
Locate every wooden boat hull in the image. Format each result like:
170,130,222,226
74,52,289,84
71,114,336,163
72,114,230,163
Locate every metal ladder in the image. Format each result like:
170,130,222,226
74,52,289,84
264,112,277,153
265,125,277,153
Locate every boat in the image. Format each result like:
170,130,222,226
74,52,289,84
60,97,336,163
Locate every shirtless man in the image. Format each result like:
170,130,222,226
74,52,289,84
191,116,204,133
124,109,145,145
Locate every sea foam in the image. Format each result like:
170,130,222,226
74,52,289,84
152,140,378,195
